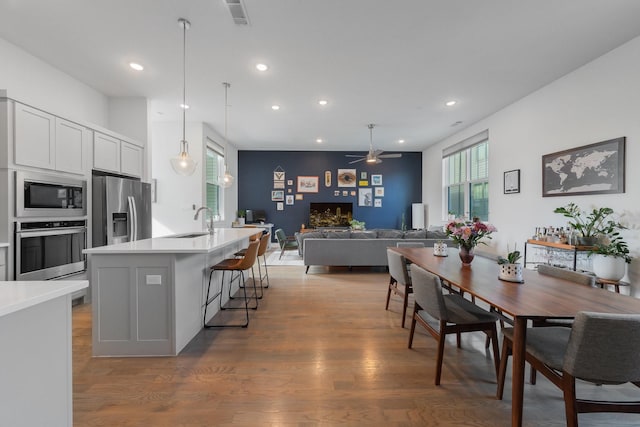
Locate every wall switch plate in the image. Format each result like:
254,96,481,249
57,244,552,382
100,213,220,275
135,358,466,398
146,275,162,285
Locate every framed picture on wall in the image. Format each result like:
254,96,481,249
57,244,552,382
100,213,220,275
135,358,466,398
504,169,520,194
374,187,384,197
358,188,373,206
371,174,382,185
271,190,284,201
285,195,294,205
374,199,382,207
542,137,625,197
297,176,319,193
337,169,357,187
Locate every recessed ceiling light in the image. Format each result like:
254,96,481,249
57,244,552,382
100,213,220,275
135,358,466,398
445,100,457,107
129,62,144,71
316,138,323,143
318,99,328,106
398,139,405,144
180,103,190,109
256,63,268,71
271,105,280,111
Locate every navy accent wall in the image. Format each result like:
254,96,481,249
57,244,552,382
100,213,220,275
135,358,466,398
238,151,422,235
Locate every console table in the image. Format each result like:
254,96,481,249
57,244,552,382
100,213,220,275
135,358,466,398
524,239,594,271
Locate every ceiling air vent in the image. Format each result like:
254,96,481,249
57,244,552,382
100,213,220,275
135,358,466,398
225,0,249,25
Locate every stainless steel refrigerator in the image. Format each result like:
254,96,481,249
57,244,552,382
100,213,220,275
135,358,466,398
92,175,152,247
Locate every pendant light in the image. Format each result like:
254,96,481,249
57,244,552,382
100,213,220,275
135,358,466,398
220,82,235,188
170,18,197,176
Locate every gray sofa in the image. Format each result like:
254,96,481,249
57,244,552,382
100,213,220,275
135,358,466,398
298,229,451,273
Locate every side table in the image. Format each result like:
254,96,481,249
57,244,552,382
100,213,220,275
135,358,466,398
596,278,630,294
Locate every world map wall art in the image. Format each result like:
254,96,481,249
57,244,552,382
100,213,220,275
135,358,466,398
542,137,625,197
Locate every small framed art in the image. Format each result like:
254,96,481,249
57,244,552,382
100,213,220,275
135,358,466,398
504,169,520,194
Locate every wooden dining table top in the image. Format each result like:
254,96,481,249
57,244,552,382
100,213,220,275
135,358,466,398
392,246,640,319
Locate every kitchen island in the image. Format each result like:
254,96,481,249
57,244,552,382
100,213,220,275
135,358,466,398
84,228,260,357
0,280,89,427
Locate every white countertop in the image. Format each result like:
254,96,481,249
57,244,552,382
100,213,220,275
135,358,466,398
0,280,89,318
0,243,8,248
83,228,260,254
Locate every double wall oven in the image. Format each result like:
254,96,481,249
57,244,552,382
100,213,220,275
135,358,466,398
14,171,87,281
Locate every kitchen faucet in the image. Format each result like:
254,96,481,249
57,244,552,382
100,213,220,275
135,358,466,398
194,207,215,234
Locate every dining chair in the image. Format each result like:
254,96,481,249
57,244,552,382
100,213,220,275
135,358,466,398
497,311,640,426
275,228,299,259
408,264,500,385
386,248,413,328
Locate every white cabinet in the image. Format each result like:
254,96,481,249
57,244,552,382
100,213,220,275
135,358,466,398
55,118,89,175
94,132,143,178
120,141,143,177
13,103,88,174
14,103,55,169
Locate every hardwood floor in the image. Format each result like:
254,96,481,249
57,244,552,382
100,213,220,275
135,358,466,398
72,265,639,426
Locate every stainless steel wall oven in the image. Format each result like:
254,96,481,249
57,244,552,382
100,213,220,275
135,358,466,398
14,220,87,281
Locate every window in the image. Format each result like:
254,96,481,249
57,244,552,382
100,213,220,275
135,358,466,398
206,141,225,220
443,131,489,221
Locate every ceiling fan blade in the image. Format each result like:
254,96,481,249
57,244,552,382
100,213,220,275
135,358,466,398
348,157,366,164
345,154,365,158
372,149,384,156
378,153,402,158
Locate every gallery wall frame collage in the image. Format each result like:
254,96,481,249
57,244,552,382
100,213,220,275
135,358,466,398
269,167,384,211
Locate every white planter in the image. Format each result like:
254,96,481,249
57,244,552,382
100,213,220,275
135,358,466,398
433,241,448,256
592,254,626,281
237,217,245,226
499,263,523,283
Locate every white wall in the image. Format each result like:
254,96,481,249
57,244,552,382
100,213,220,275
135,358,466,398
0,37,108,125
423,35,640,293
150,121,238,236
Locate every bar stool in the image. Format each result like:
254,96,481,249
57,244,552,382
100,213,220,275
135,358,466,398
234,232,267,299
204,238,260,328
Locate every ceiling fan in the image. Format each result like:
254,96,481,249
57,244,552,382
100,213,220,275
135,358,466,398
345,124,402,164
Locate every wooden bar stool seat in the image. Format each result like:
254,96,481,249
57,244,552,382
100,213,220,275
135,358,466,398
596,278,630,293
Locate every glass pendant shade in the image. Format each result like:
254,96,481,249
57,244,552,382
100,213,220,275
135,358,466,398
170,140,197,175
221,168,234,188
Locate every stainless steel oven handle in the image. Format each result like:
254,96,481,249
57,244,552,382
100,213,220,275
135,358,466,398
16,227,87,237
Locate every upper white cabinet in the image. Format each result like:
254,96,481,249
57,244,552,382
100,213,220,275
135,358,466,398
13,103,88,175
55,118,89,175
14,103,55,170
93,132,143,178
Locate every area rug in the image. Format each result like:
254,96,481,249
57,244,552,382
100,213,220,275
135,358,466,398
265,249,304,266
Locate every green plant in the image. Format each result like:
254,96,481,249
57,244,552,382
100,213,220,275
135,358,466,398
590,232,632,264
236,209,246,218
350,219,365,229
553,203,623,238
497,244,522,265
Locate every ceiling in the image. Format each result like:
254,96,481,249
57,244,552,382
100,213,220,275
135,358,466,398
2,1,640,153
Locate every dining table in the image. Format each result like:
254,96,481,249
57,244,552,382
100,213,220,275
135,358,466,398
391,246,640,427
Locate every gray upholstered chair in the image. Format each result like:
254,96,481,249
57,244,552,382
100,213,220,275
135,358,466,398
497,311,640,426
537,264,596,287
275,228,299,259
408,265,500,385
386,249,413,328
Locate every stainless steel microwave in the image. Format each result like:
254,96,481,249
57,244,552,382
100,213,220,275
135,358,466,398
15,171,87,218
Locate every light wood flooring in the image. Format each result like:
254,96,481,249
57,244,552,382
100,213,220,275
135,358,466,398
72,265,640,426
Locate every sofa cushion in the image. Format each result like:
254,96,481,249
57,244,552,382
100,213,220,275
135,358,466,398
323,230,351,238
426,229,448,239
404,229,427,239
376,229,405,238
351,231,377,239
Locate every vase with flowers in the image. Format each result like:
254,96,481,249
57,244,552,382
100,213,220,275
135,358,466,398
445,219,497,265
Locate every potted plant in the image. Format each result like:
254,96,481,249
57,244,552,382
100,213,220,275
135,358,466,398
236,210,246,226
590,229,632,281
553,203,623,246
497,246,523,283
350,219,366,230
